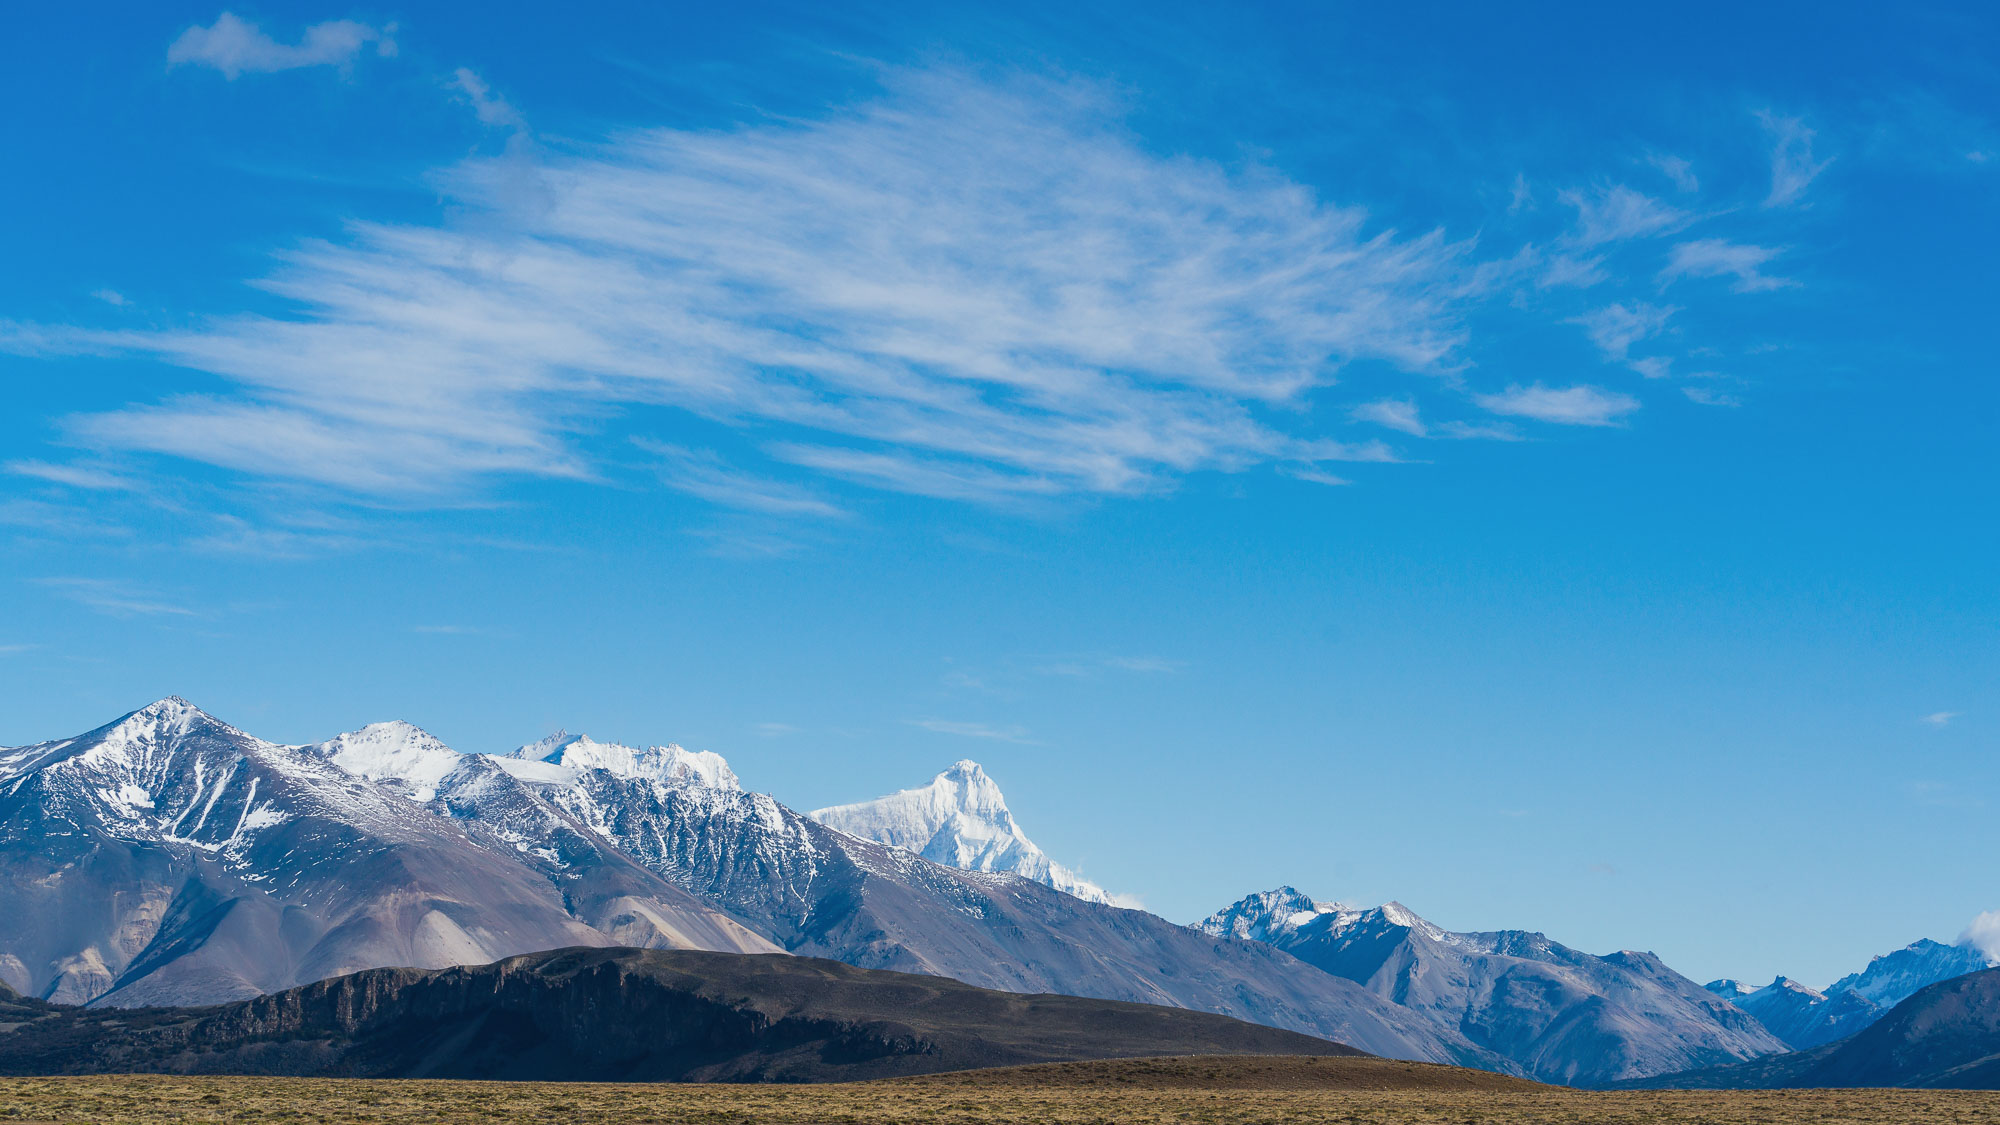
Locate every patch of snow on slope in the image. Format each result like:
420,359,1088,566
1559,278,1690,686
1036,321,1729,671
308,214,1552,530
809,760,1118,906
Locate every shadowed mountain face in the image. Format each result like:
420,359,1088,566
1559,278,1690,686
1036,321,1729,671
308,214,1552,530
0,702,1502,1072
1624,967,2000,1089
1199,888,1786,1086
0,947,1355,1083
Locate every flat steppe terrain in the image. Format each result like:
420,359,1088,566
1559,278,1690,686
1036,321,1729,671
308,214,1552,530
1,1056,1994,1124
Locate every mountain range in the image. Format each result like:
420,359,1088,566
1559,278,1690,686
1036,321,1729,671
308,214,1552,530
1196,887,1783,1085
1626,967,2000,1089
1703,938,1997,1050
3,698,1992,1086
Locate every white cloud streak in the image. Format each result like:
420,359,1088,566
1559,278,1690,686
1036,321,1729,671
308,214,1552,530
1351,398,1427,436
636,440,845,518
1571,302,1676,367
1648,153,1699,193
1559,184,1690,246
40,72,1472,505
1473,384,1639,427
908,718,1039,744
33,578,195,618
1660,238,1794,293
450,68,525,130
1920,711,1960,726
1760,110,1833,207
167,12,396,79
6,460,138,490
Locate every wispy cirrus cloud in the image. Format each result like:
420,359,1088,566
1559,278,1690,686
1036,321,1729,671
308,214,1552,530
1647,153,1699,193
1683,385,1740,408
1559,184,1691,246
33,578,195,618
1570,302,1677,375
1351,398,1428,436
908,718,1039,744
27,71,1471,507
5,460,139,491
636,440,846,518
1660,238,1794,293
168,12,397,79
1920,711,1960,726
1759,110,1833,207
1473,384,1639,427
450,68,525,131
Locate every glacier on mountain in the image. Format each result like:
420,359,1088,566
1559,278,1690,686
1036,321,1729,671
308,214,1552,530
808,759,1117,906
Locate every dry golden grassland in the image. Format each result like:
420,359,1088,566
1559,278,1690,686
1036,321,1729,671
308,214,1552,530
0,1057,1995,1124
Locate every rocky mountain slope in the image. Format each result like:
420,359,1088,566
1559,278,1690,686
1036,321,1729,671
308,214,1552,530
810,759,1115,905
0,946,1351,1082
1199,887,1785,1085
1626,967,2000,1089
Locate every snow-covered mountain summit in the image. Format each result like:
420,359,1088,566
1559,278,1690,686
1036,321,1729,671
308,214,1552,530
1827,937,1996,1008
809,760,1116,906
1197,887,1450,946
307,720,466,801
509,730,740,791
1198,886,1353,942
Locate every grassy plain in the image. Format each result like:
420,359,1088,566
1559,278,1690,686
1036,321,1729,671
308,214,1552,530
0,1056,1994,1124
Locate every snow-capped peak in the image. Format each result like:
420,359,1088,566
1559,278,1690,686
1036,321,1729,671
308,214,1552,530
104,696,232,742
1827,937,1997,1007
306,721,466,802
809,760,1117,906
1197,889,1464,946
1704,978,1758,1000
46,696,248,779
508,730,740,791
1197,887,1349,941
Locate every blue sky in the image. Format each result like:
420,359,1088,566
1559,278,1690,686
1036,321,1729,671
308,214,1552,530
2,1,1995,988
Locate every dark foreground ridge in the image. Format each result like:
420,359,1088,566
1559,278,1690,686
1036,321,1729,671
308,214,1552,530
0,947,1356,1082
1616,966,2000,1090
